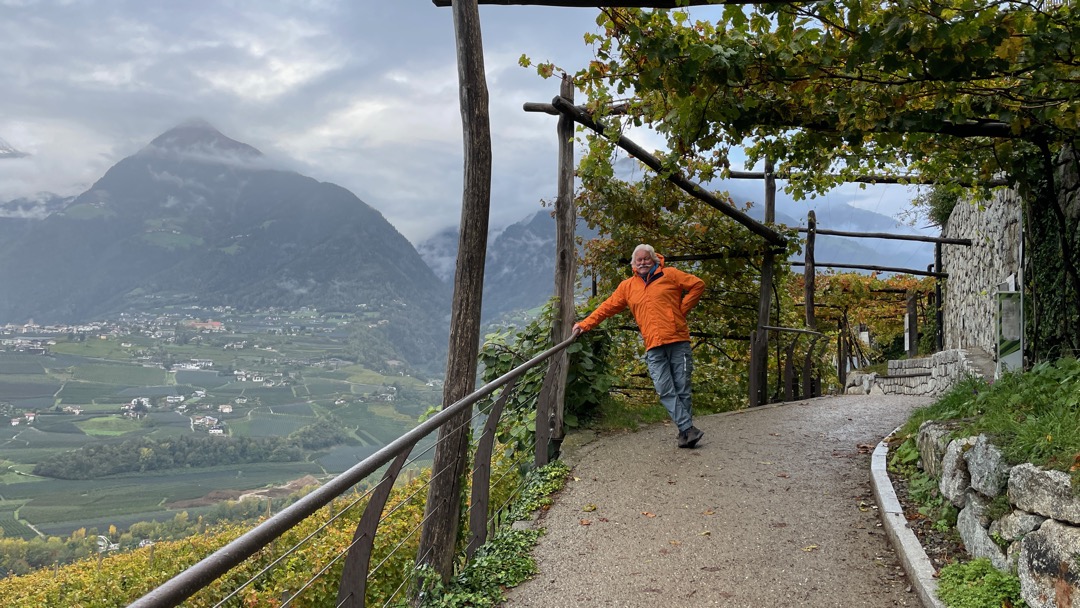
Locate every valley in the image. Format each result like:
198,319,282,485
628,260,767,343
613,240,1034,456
0,306,442,545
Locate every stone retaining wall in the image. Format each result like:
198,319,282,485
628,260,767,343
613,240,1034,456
916,425,1080,608
941,189,1023,358
845,349,985,397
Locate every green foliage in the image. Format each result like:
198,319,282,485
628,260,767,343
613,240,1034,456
288,416,350,450
420,460,569,607
479,302,617,429
0,456,569,607
936,558,1028,608
898,360,1080,481
912,184,964,229
507,460,571,522
908,467,958,533
32,435,303,479
568,0,1080,361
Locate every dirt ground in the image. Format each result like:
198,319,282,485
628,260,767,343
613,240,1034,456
503,394,934,608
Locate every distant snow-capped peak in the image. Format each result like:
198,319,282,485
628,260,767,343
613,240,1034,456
0,136,28,159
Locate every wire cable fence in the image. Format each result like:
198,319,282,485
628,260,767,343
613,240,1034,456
127,334,575,608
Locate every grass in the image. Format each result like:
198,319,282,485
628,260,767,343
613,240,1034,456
896,359,1080,483
75,416,145,436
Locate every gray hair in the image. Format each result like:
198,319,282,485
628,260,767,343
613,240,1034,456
632,244,659,263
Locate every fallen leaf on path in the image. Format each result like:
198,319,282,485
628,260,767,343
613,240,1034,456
642,511,657,518
700,531,711,536
598,517,609,523
669,540,681,546
702,509,715,516
802,544,819,552
579,519,592,526
776,473,790,478
582,503,597,512
758,461,774,465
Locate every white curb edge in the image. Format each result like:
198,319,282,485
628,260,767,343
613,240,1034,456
870,435,946,608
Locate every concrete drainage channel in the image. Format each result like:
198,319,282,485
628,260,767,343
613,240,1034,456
871,433,946,608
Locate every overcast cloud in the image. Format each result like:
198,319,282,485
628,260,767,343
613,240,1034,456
0,1,918,244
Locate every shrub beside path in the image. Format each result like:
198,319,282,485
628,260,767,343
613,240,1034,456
504,394,934,607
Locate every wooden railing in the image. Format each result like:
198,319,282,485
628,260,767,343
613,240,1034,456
130,335,577,608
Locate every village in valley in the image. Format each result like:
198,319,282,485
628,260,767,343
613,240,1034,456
0,305,444,550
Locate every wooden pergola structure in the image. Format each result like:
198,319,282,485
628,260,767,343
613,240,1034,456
421,0,978,585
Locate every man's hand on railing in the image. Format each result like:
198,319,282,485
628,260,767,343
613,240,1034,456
571,324,583,338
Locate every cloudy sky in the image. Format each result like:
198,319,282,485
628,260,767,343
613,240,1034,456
0,0,921,245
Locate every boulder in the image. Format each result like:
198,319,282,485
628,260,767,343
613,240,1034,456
916,421,955,478
1009,463,1080,525
940,436,978,508
965,434,1011,497
1018,520,1080,608
957,493,1008,571
845,371,876,395
990,509,1047,543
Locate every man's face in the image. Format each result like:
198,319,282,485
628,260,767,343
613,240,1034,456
632,251,655,277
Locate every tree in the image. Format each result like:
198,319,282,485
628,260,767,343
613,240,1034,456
557,0,1078,360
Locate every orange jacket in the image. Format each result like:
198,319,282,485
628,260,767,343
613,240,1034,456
577,256,705,351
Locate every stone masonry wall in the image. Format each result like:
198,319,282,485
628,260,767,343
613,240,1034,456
916,426,1080,608
941,189,1023,358
845,349,988,397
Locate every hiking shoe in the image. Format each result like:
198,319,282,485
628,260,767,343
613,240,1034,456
677,429,689,448
684,426,703,448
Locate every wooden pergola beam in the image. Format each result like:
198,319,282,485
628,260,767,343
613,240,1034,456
548,95,786,247
791,261,946,278
794,227,972,246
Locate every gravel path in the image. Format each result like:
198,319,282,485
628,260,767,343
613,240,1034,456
504,394,934,608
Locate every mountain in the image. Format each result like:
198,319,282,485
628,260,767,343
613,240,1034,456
0,136,27,159
419,211,598,322
727,180,935,272
419,190,932,323
0,121,450,365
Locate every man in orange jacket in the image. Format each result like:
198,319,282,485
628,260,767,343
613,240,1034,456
572,244,706,448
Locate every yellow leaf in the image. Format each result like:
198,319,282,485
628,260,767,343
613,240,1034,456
802,544,819,552
583,504,597,512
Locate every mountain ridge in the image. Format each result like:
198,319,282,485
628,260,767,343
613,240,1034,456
0,122,450,367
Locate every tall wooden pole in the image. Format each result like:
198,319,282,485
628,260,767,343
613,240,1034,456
416,0,491,585
804,210,817,331
538,75,576,463
751,159,776,406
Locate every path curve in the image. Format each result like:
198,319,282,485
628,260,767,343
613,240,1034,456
505,394,932,608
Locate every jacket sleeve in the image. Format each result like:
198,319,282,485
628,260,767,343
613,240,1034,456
676,269,706,316
577,281,629,332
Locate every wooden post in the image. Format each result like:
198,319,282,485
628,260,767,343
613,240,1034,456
935,242,944,351
538,74,576,465
751,159,776,407
906,290,918,357
804,210,816,331
837,317,847,390
416,0,492,586
748,330,760,407
783,341,796,402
